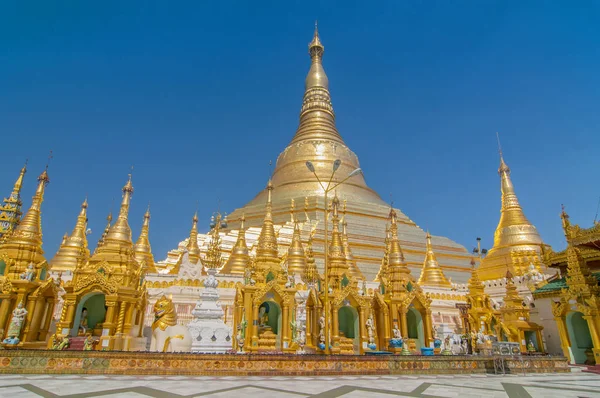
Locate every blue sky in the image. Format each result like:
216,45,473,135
1,1,598,260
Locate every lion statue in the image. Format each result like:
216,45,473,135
150,295,192,352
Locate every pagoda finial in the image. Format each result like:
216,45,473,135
0,167,50,276
0,161,29,238
327,193,348,285
50,197,90,272
95,211,113,252
287,206,307,275
418,230,451,288
103,175,134,245
256,179,278,260
221,214,249,275
187,211,201,264
134,204,155,272
386,208,411,293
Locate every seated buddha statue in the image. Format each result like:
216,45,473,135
258,306,271,333
78,307,89,336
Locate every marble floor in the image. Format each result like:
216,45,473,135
0,372,598,398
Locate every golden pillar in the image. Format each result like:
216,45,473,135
116,301,127,334
26,298,46,342
21,297,36,341
282,304,289,349
423,310,433,347
39,300,54,341
124,301,135,334
103,300,118,334
251,303,259,350
332,305,340,353
0,296,13,333
306,304,313,348
358,307,366,354
399,308,408,339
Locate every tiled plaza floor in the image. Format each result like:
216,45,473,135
0,372,598,398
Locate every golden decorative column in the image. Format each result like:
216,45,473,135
423,310,433,347
358,307,366,354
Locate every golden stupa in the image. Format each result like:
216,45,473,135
158,25,475,282
477,143,546,280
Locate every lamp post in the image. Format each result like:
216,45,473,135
305,159,362,355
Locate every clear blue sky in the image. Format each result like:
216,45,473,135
1,2,598,261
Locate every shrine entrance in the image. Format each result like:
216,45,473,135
407,307,424,349
566,311,593,364
338,306,359,354
258,300,281,351
71,292,106,337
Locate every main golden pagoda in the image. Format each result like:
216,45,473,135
157,25,475,283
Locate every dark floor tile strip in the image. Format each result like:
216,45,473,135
502,383,533,398
409,383,432,395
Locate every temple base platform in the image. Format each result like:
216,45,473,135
0,350,569,376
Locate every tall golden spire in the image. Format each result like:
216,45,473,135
221,214,249,275
287,205,307,276
478,135,544,280
386,208,411,294
0,168,50,276
256,179,279,261
134,205,156,273
187,212,201,264
342,200,363,280
418,231,452,288
302,224,320,286
0,161,27,239
374,224,390,282
327,194,348,286
50,198,90,272
102,175,134,246
290,21,341,145
261,24,385,207
467,258,485,295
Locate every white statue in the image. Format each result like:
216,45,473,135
392,322,402,339
150,296,192,352
361,279,367,296
244,268,255,286
3,302,28,344
366,314,375,345
285,274,295,288
20,264,35,282
318,312,325,344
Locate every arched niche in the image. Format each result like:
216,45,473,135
72,292,106,336
407,307,424,348
566,311,593,364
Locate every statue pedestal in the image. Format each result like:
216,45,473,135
187,270,232,354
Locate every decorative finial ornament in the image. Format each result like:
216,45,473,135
45,150,53,171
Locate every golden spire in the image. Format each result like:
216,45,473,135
287,205,307,276
50,197,90,272
134,205,156,273
95,211,113,253
467,258,485,295
327,194,348,285
0,168,50,276
0,161,27,239
342,200,363,280
221,214,249,275
417,231,452,288
102,175,134,246
478,135,543,280
500,270,530,322
302,223,320,286
201,214,225,272
256,179,279,261
374,224,390,282
187,212,201,264
291,22,340,145
386,208,411,294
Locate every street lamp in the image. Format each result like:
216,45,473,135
305,159,362,355
472,237,488,258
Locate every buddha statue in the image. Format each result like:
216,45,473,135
78,307,89,336
259,306,269,328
